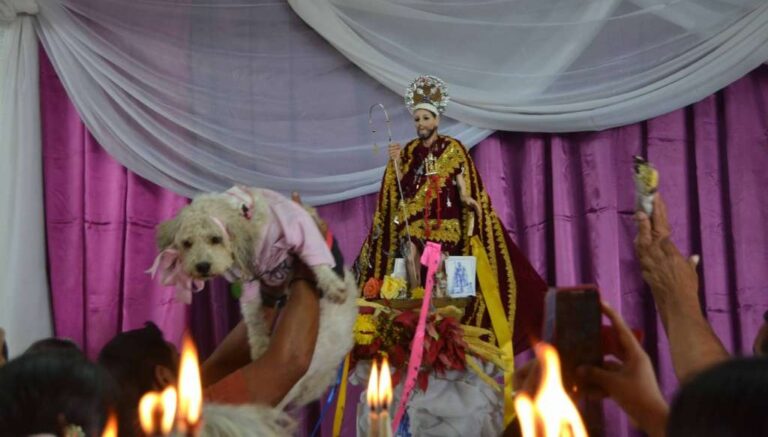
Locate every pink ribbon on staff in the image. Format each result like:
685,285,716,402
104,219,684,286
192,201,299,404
146,248,205,304
391,241,442,432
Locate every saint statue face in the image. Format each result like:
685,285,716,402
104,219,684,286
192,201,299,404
413,108,439,140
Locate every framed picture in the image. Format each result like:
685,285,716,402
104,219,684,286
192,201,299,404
445,256,476,297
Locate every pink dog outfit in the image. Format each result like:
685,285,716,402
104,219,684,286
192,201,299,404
149,186,336,304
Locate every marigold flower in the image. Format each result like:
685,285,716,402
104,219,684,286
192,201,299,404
353,314,378,345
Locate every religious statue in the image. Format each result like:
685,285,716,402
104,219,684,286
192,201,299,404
355,75,546,350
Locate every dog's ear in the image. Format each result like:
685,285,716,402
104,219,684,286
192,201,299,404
156,216,180,250
227,216,256,274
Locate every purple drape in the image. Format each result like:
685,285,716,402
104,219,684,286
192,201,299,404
41,41,768,436
40,49,188,357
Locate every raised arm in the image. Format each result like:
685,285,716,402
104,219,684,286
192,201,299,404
634,194,729,381
203,266,320,407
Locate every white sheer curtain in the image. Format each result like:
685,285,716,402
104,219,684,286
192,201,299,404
30,0,768,204
290,0,768,132
34,0,489,204
0,0,53,356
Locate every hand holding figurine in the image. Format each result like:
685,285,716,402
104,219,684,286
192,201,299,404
634,194,700,312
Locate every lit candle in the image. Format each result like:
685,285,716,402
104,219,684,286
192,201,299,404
379,357,393,437
177,332,203,436
101,411,118,437
139,386,177,436
513,343,588,437
139,391,163,436
160,386,178,434
367,360,380,437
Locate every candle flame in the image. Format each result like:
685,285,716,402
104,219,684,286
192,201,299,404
160,386,178,434
177,332,203,428
379,357,392,409
367,360,379,411
101,411,118,437
514,343,588,437
139,391,160,434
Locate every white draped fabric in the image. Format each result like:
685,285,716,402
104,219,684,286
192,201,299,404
290,0,768,132
34,0,489,204
0,1,53,356
19,0,768,204
30,1,768,204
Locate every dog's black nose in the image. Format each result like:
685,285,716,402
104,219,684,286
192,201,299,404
196,262,211,275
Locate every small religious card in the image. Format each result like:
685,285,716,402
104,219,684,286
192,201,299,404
445,256,477,298
392,258,407,280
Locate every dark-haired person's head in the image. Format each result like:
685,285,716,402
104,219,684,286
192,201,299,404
0,350,117,435
667,357,768,437
98,322,179,436
24,337,83,357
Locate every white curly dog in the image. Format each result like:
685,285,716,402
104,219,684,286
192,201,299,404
152,186,357,408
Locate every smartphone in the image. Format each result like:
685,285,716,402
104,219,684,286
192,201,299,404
542,285,602,394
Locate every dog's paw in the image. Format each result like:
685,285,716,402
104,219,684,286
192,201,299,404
311,265,346,304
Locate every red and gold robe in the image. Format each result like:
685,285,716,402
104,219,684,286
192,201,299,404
356,135,546,351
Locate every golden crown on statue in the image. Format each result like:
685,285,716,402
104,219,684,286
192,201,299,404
405,75,449,115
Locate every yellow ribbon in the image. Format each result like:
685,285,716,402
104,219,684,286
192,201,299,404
332,354,351,436
465,355,502,392
471,235,516,426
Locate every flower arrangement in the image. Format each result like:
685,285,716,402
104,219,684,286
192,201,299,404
352,301,505,392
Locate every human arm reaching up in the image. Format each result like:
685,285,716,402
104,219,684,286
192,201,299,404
634,194,728,381
203,263,320,407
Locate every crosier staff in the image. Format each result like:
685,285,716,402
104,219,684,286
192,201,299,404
369,103,417,281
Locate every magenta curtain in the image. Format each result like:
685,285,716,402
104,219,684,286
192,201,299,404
41,39,768,436
40,48,189,357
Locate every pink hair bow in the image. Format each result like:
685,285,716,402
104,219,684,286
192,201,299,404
147,249,205,304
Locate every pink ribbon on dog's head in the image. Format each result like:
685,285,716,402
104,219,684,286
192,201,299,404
147,248,205,304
